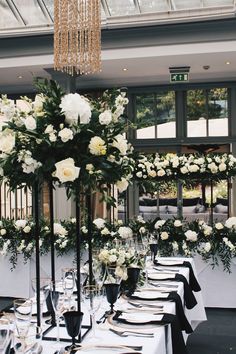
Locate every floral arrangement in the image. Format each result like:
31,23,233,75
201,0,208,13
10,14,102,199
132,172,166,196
135,153,236,183
0,80,134,198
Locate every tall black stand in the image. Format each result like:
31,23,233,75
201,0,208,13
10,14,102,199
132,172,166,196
75,188,81,313
34,182,41,328
49,182,55,287
210,180,214,226
86,191,93,285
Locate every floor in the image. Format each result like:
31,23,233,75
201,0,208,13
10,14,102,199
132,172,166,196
187,308,236,354
1,299,236,353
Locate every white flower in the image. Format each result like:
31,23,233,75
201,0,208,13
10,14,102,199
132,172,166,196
136,171,143,178
154,220,165,229
0,132,15,154
219,163,227,172
33,94,44,113
204,242,211,253
60,93,91,125
215,222,224,230
172,241,179,251
54,223,68,236
160,231,169,240
44,124,54,134
23,225,31,233
157,169,166,177
180,166,188,174
70,218,76,224
116,178,129,193
174,220,182,227
139,226,146,234
118,226,133,239
54,158,80,183
86,164,94,171
101,227,110,235
188,164,199,173
81,226,88,234
89,136,106,156
0,229,6,236
115,266,128,280
203,225,212,236
58,128,73,143
93,218,106,229
49,133,57,142
185,230,198,242
208,162,218,174
15,219,27,229
99,110,112,125
148,170,157,178
24,116,36,130
225,217,236,229
109,254,117,263
112,134,128,156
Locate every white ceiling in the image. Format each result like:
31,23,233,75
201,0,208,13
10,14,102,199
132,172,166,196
0,38,235,94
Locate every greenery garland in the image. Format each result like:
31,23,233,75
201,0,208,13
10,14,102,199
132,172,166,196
0,215,235,272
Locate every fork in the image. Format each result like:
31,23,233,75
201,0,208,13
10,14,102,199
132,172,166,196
109,328,154,337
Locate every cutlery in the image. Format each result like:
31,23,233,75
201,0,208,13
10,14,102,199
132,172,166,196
149,282,178,288
74,344,143,351
128,301,164,308
153,267,179,272
109,328,153,338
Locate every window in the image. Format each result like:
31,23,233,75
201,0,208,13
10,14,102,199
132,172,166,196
187,88,228,137
136,91,176,139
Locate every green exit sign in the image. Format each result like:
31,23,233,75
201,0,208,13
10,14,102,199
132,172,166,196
170,73,189,83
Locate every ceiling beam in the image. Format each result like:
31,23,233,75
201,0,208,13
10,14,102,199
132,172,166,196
133,0,141,13
37,0,53,23
101,0,111,17
6,0,26,26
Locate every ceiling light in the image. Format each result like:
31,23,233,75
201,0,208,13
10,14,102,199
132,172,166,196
225,61,231,65
122,68,128,71
18,75,23,79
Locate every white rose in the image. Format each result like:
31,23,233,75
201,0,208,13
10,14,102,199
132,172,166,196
116,178,129,193
49,133,57,142
160,231,169,240
101,227,110,235
33,94,44,113
188,164,199,173
109,254,117,263
15,219,27,229
203,226,212,236
118,226,133,239
139,226,146,234
112,134,128,156
0,133,15,154
60,93,91,125
219,163,227,172
58,128,73,143
23,225,31,233
204,242,211,253
44,124,54,134
208,162,218,174
93,218,106,229
157,169,166,177
54,223,68,236
99,110,112,125
154,220,165,229
54,158,80,183
174,220,182,227
0,229,6,236
86,164,94,171
81,226,88,234
185,230,198,242
136,171,143,178
89,136,106,156
148,170,157,178
180,166,188,174
24,116,36,130
215,222,224,230
225,217,236,229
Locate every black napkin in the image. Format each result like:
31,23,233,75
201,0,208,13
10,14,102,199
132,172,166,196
129,291,193,334
149,272,197,309
154,260,201,292
113,311,188,354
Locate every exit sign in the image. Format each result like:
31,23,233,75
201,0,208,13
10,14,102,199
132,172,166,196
170,73,189,83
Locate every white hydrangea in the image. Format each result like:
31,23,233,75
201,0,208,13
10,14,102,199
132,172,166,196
15,219,27,229
93,218,106,229
225,217,236,229
0,132,15,154
112,134,128,156
118,226,133,239
99,110,112,125
185,230,198,242
60,93,91,125
54,223,68,236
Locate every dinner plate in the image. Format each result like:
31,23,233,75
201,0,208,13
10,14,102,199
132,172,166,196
119,313,163,324
107,313,160,331
148,273,175,280
132,291,169,300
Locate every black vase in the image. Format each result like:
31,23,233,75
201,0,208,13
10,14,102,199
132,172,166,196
150,243,158,261
127,267,141,284
63,311,83,350
104,283,120,314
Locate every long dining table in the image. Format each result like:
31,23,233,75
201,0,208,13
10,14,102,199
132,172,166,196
1,256,206,354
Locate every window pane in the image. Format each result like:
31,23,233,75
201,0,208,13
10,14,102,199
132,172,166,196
139,0,169,13
13,0,49,26
208,88,228,136
136,91,176,139
187,89,207,137
0,0,22,29
106,0,137,16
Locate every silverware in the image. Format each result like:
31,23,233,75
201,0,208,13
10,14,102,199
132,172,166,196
109,328,154,338
153,267,179,273
149,282,178,288
128,301,164,309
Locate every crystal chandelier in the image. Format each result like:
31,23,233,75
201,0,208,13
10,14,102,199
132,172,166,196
54,0,101,76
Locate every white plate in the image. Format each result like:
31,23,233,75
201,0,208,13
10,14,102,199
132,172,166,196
132,291,169,299
148,273,175,280
120,313,163,324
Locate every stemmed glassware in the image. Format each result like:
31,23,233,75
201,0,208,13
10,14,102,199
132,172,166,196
104,267,122,314
82,285,103,340
0,318,10,354
62,268,75,310
63,311,83,352
50,282,66,349
13,298,32,352
149,233,159,261
31,277,51,322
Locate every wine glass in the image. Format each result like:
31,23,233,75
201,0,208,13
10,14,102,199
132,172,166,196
31,277,51,322
82,285,103,340
14,325,42,354
0,318,10,354
92,259,105,289
149,234,158,261
104,267,122,314
63,311,83,351
62,268,75,310
13,299,32,352
50,283,66,349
